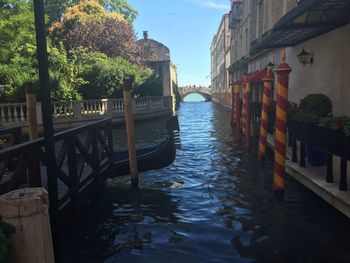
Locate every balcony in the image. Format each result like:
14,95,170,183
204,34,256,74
229,2,242,29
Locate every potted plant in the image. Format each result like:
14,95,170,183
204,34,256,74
299,94,332,166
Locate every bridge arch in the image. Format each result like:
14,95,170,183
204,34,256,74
178,86,212,102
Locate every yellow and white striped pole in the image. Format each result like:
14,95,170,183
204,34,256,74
245,82,251,150
258,68,273,160
273,49,292,193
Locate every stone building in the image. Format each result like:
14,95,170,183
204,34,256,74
228,0,350,115
210,14,231,108
137,31,178,103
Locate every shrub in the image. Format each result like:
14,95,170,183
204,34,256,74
299,94,332,118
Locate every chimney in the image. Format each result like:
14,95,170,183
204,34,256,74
143,31,148,39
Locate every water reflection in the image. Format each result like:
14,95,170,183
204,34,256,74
68,102,350,262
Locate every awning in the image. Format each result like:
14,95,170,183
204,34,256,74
252,0,350,51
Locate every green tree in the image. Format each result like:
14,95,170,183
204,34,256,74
50,0,140,64
100,0,138,23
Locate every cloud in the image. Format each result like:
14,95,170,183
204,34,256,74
200,0,230,9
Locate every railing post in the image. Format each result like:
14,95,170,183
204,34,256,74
73,101,82,120
339,158,348,191
273,49,292,195
160,97,165,110
258,68,273,160
106,99,113,117
292,139,298,163
326,154,333,183
132,98,137,114
300,142,306,167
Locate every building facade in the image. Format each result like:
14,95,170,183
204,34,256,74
210,14,231,108
137,32,178,103
226,0,350,115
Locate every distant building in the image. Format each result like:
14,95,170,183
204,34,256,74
137,31,178,102
210,14,231,108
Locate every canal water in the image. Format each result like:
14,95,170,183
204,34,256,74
69,100,350,262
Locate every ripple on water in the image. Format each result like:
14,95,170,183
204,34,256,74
68,102,350,263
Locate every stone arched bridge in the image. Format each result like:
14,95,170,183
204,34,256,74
178,86,212,101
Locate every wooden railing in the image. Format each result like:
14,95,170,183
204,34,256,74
0,96,172,126
0,118,113,210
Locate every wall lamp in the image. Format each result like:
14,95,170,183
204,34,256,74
267,61,275,71
297,49,313,66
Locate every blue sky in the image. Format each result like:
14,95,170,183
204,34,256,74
128,0,230,87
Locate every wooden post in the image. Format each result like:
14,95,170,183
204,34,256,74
25,87,41,187
273,49,292,194
123,77,138,188
245,82,251,151
258,69,273,160
25,87,39,140
0,188,55,263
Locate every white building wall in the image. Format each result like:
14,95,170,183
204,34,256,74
286,23,350,115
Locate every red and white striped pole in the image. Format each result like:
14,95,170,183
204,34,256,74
242,83,246,137
258,68,273,160
245,82,251,150
274,49,292,194
234,83,241,141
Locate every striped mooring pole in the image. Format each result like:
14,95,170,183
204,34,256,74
245,82,251,150
242,83,246,137
234,83,241,141
273,49,292,193
231,84,235,125
258,68,274,160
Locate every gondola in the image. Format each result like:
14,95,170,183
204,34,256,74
111,115,180,177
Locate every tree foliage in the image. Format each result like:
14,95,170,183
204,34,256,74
50,0,140,64
73,48,162,99
0,0,162,102
45,0,137,24
100,0,137,23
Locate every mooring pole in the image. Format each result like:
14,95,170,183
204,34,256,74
25,87,39,140
25,87,41,187
123,78,139,188
234,83,241,141
258,68,273,161
245,82,251,151
242,83,246,137
33,0,61,261
273,49,292,195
